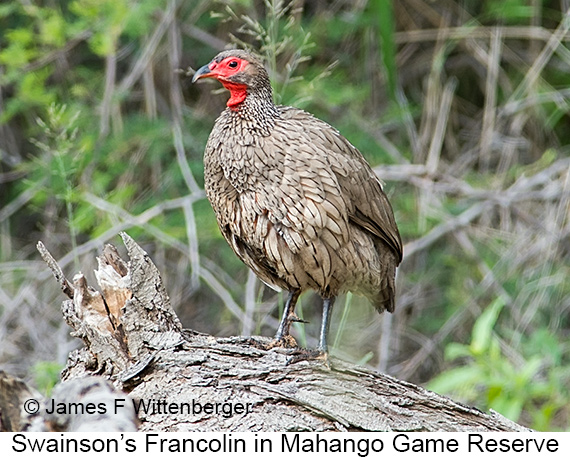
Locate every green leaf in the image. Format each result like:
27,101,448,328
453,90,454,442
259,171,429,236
519,357,543,382
527,328,562,365
471,297,506,355
32,361,62,396
490,395,524,422
444,342,472,361
427,365,481,394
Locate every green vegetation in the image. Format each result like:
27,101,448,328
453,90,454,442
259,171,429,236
31,361,63,397
428,298,569,430
0,0,568,430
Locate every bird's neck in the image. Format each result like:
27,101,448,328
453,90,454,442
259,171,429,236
228,86,279,131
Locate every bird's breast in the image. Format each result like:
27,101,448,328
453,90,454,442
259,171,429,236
209,131,279,194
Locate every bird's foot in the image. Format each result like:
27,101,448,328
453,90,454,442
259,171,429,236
286,348,330,368
267,334,298,349
248,335,299,351
272,312,308,349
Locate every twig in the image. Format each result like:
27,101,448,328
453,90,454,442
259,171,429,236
117,2,177,94
394,26,566,45
479,27,503,171
505,10,570,110
0,181,44,224
426,77,457,174
5,31,92,79
36,241,74,299
99,52,117,138
199,267,245,322
403,201,490,260
41,193,204,277
181,24,227,51
242,270,258,336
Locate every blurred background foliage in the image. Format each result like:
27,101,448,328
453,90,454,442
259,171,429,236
0,0,569,430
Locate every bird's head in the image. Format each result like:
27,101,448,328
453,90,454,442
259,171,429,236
192,49,271,110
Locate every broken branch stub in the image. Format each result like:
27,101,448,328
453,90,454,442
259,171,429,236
37,232,183,383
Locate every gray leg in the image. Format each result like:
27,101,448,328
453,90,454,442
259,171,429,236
318,297,336,353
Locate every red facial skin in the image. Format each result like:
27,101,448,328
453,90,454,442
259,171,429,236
202,57,249,110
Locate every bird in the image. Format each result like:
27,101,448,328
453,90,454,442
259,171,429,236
192,49,402,358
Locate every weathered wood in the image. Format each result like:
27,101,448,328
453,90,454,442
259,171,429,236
32,233,530,432
0,371,43,431
125,333,528,432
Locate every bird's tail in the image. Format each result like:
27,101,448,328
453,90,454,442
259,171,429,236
371,242,399,313
372,281,396,313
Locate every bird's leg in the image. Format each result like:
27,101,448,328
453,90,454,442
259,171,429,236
318,296,336,353
285,295,335,366
274,289,302,343
256,289,306,351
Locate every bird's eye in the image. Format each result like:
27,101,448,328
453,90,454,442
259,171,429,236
228,60,238,68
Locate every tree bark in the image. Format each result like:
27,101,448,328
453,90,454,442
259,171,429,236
9,233,529,432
